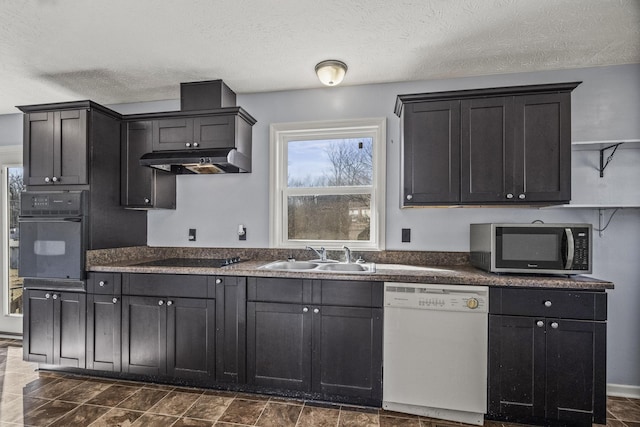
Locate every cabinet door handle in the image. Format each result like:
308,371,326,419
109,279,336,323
406,194,413,201
52,294,58,300
44,177,51,183
313,308,320,314
302,307,309,313
112,297,118,304
185,143,192,148
215,278,222,284
45,293,51,299
193,142,199,147
144,198,151,204
99,281,106,287
536,320,544,328
506,193,514,199
518,193,526,200
166,300,173,306
52,176,59,182
158,300,164,306
544,300,552,307
550,322,559,329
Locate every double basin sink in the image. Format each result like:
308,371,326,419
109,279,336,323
259,260,376,273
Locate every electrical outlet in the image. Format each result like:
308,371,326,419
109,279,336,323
402,228,411,243
188,228,196,241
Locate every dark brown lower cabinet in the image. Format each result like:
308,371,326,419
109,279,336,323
86,294,121,371
488,314,606,426
23,289,86,368
313,305,382,399
546,319,607,425
215,276,246,383
247,302,311,391
247,297,382,403
122,295,215,379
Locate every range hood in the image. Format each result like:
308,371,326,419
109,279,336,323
140,148,250,174
137,80,255,175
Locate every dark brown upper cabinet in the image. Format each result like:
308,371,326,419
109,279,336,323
121,120,176,209
152,114,236,151
395,82,580,207
18,101,124,190
22,109,88,187
401,100,461,204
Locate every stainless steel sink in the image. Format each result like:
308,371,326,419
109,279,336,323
259,260,375,273
260,261,319,270
316,263,370,272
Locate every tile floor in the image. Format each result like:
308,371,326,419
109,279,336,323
1,338,639,426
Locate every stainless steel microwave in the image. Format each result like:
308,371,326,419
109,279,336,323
470,223,592,275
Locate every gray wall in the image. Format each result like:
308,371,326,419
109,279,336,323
0,64,638,388
0,114,23,146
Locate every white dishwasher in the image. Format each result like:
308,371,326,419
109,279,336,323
383,283,488,426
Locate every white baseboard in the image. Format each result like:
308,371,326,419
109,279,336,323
608,383,640,399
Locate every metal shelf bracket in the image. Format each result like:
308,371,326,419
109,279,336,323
599,143,623,177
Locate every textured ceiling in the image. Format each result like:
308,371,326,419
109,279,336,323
0,0,638,114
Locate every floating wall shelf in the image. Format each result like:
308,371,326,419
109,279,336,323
571,139,640,178
571,139,640,151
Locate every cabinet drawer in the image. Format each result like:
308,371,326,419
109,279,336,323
490,288,607,321
320,280,383,308
247,277,309,303
123,274,208,298
88,273,121,295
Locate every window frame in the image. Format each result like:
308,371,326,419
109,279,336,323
0,145,23,335
269,118,386,250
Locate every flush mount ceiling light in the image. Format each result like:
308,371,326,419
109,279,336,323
315,60,348,86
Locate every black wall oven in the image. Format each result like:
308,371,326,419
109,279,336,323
19,191,87,285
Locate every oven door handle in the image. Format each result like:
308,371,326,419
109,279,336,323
18,217,83,223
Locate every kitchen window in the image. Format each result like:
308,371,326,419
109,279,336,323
269,118,386,250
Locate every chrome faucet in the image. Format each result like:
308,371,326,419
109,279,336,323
343,246,352,263
306,246,327,262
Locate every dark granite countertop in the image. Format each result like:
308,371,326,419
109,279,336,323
87,247,613,290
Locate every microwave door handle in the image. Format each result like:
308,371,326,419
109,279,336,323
564,228,575,270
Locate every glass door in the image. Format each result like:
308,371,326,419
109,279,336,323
1,163,24,335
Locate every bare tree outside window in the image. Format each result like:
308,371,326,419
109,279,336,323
287,139,372,241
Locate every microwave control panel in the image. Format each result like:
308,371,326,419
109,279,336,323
573,228,590,269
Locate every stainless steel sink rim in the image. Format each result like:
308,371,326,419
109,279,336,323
259,260,375,273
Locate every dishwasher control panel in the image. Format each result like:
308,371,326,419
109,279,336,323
384,283,488,313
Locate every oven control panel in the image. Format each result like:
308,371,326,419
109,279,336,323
20,191,87,216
